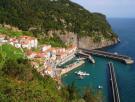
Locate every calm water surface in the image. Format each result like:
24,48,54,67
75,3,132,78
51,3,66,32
62,18,135,102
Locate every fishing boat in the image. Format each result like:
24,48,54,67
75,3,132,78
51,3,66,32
75,71,90,76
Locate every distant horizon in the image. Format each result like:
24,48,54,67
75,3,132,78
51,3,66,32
71,0,135,18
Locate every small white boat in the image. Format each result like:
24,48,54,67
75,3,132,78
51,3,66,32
75,71,90,76
98,85,103,89
114,52,118,55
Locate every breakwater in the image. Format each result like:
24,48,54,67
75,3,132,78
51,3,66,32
108,62,121,102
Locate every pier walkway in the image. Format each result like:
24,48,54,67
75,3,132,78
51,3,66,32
59,60,85,75
77,51,95,63
79,48,134,64
108,62,121,102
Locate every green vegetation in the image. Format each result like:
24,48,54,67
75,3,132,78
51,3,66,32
0,44,24,69
0,26,33,37
0,44,104,102
39,36,66,48
0,44,63,102
0,0,117,40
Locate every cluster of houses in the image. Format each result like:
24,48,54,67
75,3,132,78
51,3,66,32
27,44,77,78
0,34,38,49
0,33,77,80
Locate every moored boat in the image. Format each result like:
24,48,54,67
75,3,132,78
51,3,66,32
75,71,90,76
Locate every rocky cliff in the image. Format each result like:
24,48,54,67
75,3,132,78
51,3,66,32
56,31,118,49
78,36,118,49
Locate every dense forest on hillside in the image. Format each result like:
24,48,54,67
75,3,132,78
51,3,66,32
0,44,103,102
0,0,116,40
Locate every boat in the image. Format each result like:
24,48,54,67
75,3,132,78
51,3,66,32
98,85,103,89
114,52,118,55
75,71,90,76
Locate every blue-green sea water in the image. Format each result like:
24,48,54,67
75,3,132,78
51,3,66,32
62,18,135,102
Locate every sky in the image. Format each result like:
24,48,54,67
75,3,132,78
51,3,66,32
71,0,135,18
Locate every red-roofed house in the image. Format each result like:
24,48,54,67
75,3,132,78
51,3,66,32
27,51,37,59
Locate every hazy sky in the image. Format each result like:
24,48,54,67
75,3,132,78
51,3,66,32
71,0,135,18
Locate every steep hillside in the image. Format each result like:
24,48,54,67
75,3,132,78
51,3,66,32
0,44,103,102
0,0,118,48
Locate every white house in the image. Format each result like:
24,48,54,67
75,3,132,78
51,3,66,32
18,36,38,49
42,45,51,52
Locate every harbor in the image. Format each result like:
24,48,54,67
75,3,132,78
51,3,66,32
59,60,85,75
62,19,135,102
57,48,134,78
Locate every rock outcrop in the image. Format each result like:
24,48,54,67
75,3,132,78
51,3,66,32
78,36,118,49
57,31,118,49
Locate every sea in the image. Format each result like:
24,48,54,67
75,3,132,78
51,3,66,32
62,18,135,102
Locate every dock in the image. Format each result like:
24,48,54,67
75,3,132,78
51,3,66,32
56,52,75,66
80,48,134,64
77,51,95,63
108,62,121,102
60,60,85,75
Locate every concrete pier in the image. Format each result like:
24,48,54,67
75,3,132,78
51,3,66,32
108,62,121,102
59,60,85,75
80,48,134,64
56,52,75,66
77,51,95,63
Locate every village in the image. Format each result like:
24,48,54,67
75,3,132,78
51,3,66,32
0,33,77,82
